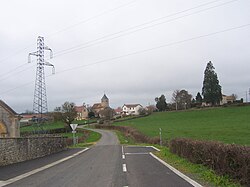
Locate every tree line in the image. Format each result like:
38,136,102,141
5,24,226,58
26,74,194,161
155,61,224,111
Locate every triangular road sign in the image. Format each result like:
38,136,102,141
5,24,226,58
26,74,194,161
70,124,78,131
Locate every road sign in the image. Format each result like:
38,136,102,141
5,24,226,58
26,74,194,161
70,124,78,131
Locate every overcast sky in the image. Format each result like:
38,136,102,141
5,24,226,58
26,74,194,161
0,0,249,113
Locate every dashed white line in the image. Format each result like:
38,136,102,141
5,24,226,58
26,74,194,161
122,154,125,159
122,145,124,154
0,148,89,187
122,164,127,172
150,153,203,187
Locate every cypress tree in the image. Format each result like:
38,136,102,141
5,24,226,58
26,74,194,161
202,61,222,105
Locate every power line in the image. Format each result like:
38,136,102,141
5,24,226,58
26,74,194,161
46,0,136,38
0,1,136,65
0,44,36,65
0,62,36,78
1,23,249,96
54,23,250,74
53,0,240,58
0,65,35,83
0,0,231,80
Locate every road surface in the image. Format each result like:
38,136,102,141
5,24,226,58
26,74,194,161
0,128,201,187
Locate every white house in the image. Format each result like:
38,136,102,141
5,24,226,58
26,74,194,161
122,104,143,116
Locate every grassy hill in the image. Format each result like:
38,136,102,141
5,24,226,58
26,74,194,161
115,106,250,145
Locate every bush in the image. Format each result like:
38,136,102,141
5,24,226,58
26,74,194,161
95,124,160,144
169,138,250,185
65,129,90,146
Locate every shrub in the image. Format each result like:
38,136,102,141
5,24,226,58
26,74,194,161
95,124,160,144
169,138,250,185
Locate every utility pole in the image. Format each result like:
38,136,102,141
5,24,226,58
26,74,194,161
159,128,162,146
28,36,54,123
249,88,250,103
246,91,248,103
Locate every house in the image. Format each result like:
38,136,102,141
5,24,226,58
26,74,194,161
75,105,88,120
92,94,111,117
221,94,236,105
20,114,39,125
0,100,20,138
114,107,122,115
145,105,157,112
122,104,143,116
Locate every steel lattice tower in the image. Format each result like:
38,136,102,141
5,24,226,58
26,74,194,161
29,36,54,120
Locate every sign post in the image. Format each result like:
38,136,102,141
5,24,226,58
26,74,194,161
159,128,162,146
70,124,78,146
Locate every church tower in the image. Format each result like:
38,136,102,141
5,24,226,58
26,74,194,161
101,94,109,108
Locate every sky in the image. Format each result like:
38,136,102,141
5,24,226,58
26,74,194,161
0,0,249,113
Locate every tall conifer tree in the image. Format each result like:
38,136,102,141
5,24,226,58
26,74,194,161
202,61,222,105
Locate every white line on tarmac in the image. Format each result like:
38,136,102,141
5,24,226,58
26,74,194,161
0,148,89,187
122,145,124,154
146,146,160,152
125,145,160,152
122,154,125,159
125,152,149,155
122,164,127,172
150,153,203,187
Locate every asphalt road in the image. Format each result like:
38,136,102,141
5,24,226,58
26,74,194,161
0,128,201,187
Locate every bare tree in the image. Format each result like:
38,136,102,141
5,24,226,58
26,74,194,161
172,90,192,110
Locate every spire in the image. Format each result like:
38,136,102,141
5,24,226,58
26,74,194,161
102,94,108,100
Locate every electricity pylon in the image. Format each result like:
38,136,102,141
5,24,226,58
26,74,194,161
28,36,54,123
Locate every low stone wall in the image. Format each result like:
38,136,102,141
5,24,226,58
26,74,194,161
0,136,66,166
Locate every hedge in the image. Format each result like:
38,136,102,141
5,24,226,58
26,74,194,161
169,138,250,185
95,124,160,144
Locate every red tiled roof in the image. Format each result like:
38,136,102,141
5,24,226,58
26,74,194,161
92,103,102,109
75,106,84,112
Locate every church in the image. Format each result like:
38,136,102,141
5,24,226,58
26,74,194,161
92,94,110,116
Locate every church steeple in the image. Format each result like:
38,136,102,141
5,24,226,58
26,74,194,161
101,94,109,108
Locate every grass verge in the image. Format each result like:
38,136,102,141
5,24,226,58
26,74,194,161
69,130,101,148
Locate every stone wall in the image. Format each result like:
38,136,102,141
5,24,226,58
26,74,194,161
0,136,66,166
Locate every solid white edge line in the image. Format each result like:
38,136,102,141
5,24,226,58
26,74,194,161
146,146,160,152
0,148,90,187
150,153,203,187
122,164,127,172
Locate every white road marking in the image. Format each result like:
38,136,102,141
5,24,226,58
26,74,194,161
146,146,160,152
125,145,160,152
122,164,127,172
150,153,203,187
125,152,149,155
122,145,124,154
122,154,125,159
0,148,89,187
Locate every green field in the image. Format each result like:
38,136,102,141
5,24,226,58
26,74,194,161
115,106,250,145
20,121,64,132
